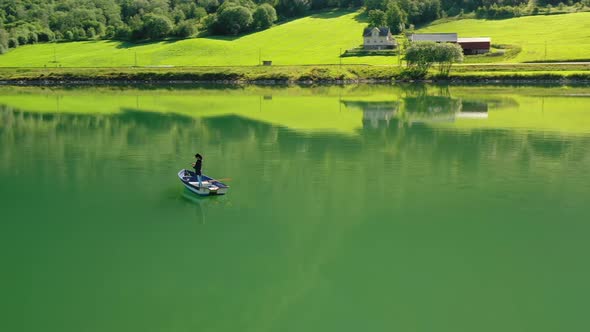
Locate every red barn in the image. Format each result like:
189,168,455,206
458,37,491,55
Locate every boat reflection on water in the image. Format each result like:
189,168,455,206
181,188,231,224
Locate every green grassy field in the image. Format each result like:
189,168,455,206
421,12,590,63
1,10,589,69
0,10,395,68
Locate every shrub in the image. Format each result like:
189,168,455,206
433,42,463,76
202,14,218,33
114,25,131,40
368,9,387,27
0,44,7,54
8,38,18,48
385,2,406,33
175,20,198,37
0,29,8,49
405,42,463,77
104,26,116,39
252,4,277,29
17,35,28,45
37,30,55,42
142,14,174,39
193,7,208,20
277,0,311,18
87,27,96,39
199,0,220,13
216,6,253,35
405,42,437,75
28,32,38,44
365,0,387,11
65,30,74,41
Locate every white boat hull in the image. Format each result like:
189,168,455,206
178,169,229,196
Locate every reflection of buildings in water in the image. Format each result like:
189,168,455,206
405,97,489,123
341,98,490,127
456,100,489,119
341,101,399,128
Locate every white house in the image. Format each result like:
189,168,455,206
363,27,397,50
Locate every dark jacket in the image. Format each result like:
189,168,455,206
193,159,202,175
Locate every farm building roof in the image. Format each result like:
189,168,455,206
458,37,491,43
410,33,458,42
363,27,391,37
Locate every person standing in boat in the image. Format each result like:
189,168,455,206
192,153,203,187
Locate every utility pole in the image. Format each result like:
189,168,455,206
544,40,547,60
258,48,261,65
134,51,138,67
339,48,342,67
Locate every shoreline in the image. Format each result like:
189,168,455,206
0,65,589,86
2,78,590,86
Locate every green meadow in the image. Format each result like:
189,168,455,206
421,12,590,62
0,10,589,70
0,10,393,68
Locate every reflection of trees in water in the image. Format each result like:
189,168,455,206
4,102,590,329
3,103,589,174
343,86,520,127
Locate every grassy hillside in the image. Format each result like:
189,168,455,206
419,12,590,62
0,10,397,68
1,10,590,68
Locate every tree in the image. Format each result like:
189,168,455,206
0,29,8,49
17,35,28,45
175,20,199,37
368,9,387,27
385,1,407,33
277,0,311,17
142,13,174,39
252,4,277,29
365,0,388,11
202,14,218,33
433,42,463,76
87,27,97,39
405,42,463,77
37,30,55,42
199,0,220,13
216,6,253,35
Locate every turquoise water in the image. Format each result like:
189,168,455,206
1,85,590,332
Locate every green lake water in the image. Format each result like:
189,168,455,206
1,84,590,332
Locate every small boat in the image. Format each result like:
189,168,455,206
178,169,230,196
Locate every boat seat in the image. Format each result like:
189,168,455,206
189,181,210,187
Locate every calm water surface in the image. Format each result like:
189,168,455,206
1,85,590,332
